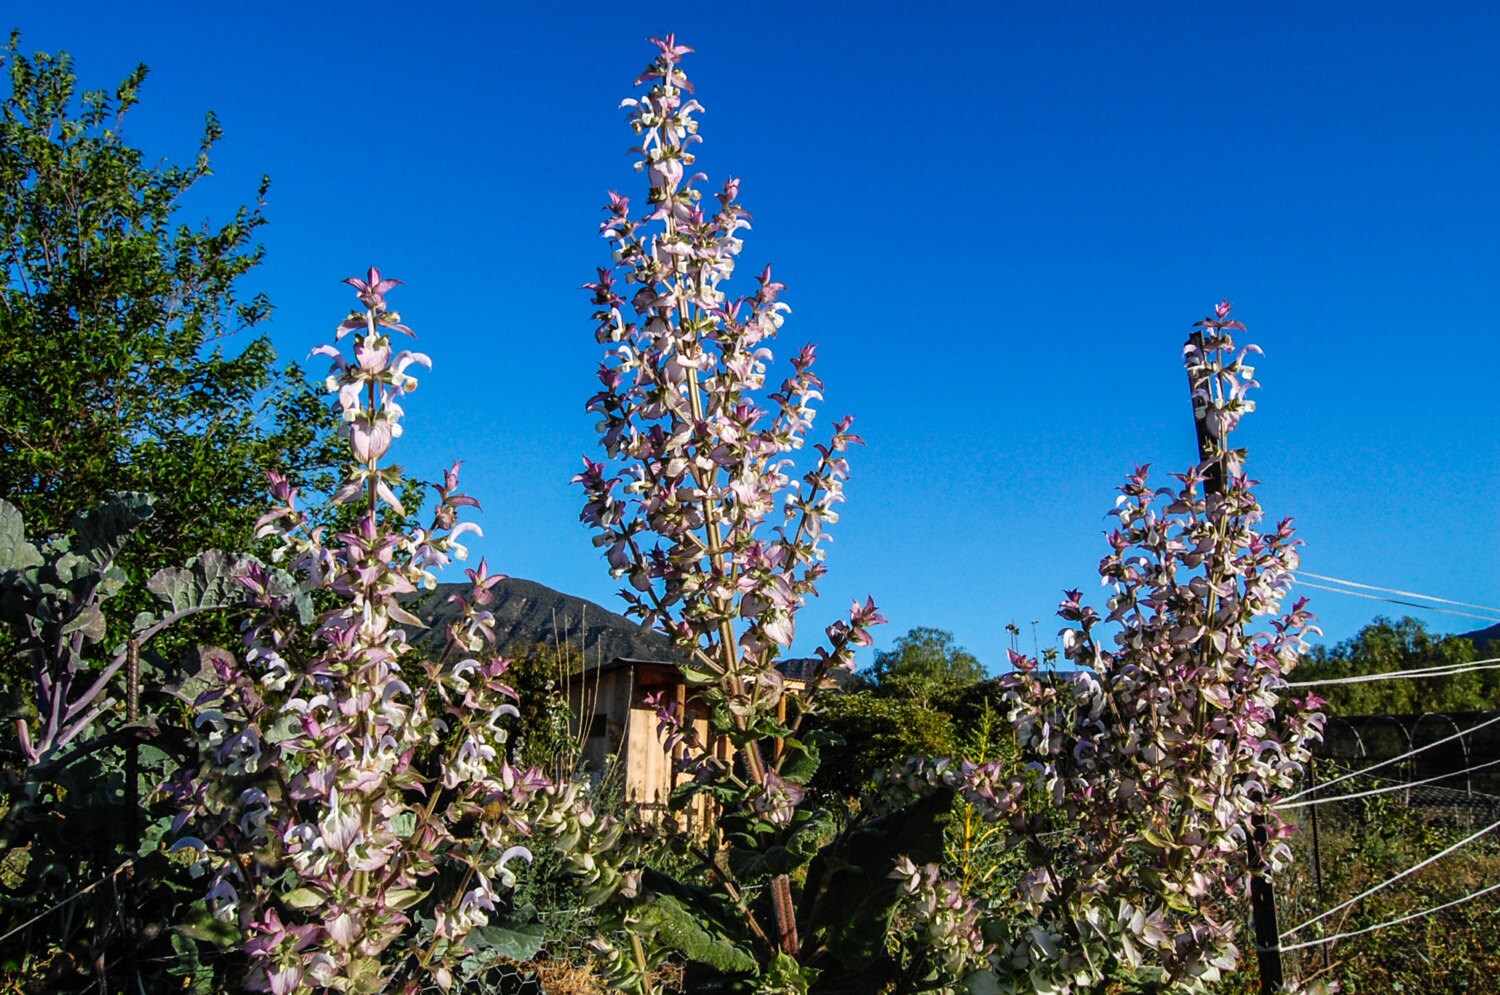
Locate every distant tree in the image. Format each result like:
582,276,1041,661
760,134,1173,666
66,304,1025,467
870,626,986,689
1298,616,1495,715
499,641,587,777
0,33,338,607
0,35,340,991
811,690,957,799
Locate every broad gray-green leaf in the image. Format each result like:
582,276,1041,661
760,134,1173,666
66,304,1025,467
50,551,92,588
69,493,155,568
465,920,545,962
964,969,1003,995
59,604,107,644
147,549,254,616
0,499,42,572
639,893,757,975
97,563,129,601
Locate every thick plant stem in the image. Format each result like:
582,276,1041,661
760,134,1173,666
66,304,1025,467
630,931,656,995
676,273,746,714
770,873,800,957
741,741,799,955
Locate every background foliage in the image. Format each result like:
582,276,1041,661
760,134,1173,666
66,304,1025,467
869,627,986,690
0,33,336,994
0,32,338,628
1297,617,1497,716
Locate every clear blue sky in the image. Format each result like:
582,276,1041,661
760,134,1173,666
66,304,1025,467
20,3,1500,670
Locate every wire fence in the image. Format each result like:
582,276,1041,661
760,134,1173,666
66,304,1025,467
1268,713,1500,991
502,712,1500,994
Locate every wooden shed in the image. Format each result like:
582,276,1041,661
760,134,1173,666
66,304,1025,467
414,576,849,828
566,657,843,831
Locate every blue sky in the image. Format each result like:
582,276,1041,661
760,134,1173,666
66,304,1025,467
19,3,1500,670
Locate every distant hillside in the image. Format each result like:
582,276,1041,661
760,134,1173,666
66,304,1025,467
409,577,678,665
407,578,846,683
1457,622,1500,654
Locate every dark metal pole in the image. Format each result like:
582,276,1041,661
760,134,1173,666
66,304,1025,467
1307,757,1329,971
1247,816,1284,991
125,639,140,830
1185,329,1284,994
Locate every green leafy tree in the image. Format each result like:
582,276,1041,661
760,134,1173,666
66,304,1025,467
1297,616,1492,715
870,626,986,694
811,690,957,799
500,641,588,777
0,32,338,605
0,34,337,992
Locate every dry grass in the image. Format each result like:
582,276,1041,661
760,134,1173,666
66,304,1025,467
528,958,607,995
523,955,685,995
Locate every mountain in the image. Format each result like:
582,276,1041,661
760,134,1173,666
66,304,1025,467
409,577,847,684
1458,622,1500,653
409,577,678,665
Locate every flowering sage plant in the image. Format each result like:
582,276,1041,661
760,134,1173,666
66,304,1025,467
173,272,618,994
576,36,938,993
867,307,1323,994
982,305,1324,993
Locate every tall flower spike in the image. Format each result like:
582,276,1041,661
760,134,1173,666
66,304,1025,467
577,35,886,972
980,305,1323,993
172,272,625,994
580,36,882,766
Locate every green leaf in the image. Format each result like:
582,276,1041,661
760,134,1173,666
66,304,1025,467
780,737,821,784
761,952,817,993
0,499,42,571
637,867,759,974
59,603,107,644
167,933,208,986
639,892,757,976
805,727,844,750
800,788,954,972
465,920,545,962
386,887,429,911
787,807,834,864
50,550,92,588
174,900,242,946
68,493,155,568
726,808,833,883
726,841,790,883
1139,826,1173,850
963,969,1003,995
280,887,325,909
669,778,742,810
145,549,262,617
